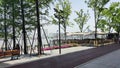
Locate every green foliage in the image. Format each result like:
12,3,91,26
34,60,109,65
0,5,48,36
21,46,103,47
52,0,72,28
97,19,108,32
27,0,54,8
100,2,120,33
0,0,54,38
85,0,110,20
111,2,120,33
85,0,110,34
85,0,109,9
74,9,89,32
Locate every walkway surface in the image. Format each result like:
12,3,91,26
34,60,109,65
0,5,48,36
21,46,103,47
0,44,120,68
75,47,120,68
0,46,93,68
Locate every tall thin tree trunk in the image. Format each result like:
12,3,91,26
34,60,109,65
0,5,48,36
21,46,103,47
12,3,16,49
20,0,27,54
117,31,120,44
94,11,97,40
35,0,42,55
4,4,7,50
94,7,97,46
64,21,67,42
58,12,61,54
108,19,111,33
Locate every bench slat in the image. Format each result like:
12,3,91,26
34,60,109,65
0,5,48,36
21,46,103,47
0,50,20,59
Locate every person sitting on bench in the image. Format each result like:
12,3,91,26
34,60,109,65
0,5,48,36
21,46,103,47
11,44,20,60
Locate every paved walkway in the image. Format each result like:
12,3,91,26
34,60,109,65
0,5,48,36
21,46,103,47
75,48,120,68
1,44,120,68
0,46,93,68
8,44,120,68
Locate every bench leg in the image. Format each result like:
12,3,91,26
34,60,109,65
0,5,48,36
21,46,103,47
11,56,14,60
11,55,18,60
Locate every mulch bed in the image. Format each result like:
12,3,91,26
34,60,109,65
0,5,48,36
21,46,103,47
9,44,120,68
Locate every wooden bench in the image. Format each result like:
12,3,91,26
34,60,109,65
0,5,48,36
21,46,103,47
0,51,4,58
11,50,20,60
0,50,20,59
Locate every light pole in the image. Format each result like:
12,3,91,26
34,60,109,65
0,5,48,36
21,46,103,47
54,8,64,54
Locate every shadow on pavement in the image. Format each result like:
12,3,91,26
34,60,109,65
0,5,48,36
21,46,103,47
0,62,11,68
8,44,120,68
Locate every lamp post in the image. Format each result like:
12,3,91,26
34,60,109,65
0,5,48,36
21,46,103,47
54,8,64,54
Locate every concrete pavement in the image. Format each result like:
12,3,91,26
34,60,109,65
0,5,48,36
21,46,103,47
1,44,120,68
75,48,120,68
0,46,93,68
9,44,120,68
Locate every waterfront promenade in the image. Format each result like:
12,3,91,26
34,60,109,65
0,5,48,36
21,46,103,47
0,46,93,68
75,46,120,68
0,43,120,68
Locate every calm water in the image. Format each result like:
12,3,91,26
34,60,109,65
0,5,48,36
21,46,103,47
0,34,105,48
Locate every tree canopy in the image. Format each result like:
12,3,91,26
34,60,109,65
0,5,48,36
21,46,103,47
74,9,89,32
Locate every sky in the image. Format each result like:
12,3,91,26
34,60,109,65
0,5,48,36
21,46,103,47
43,0,120,34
